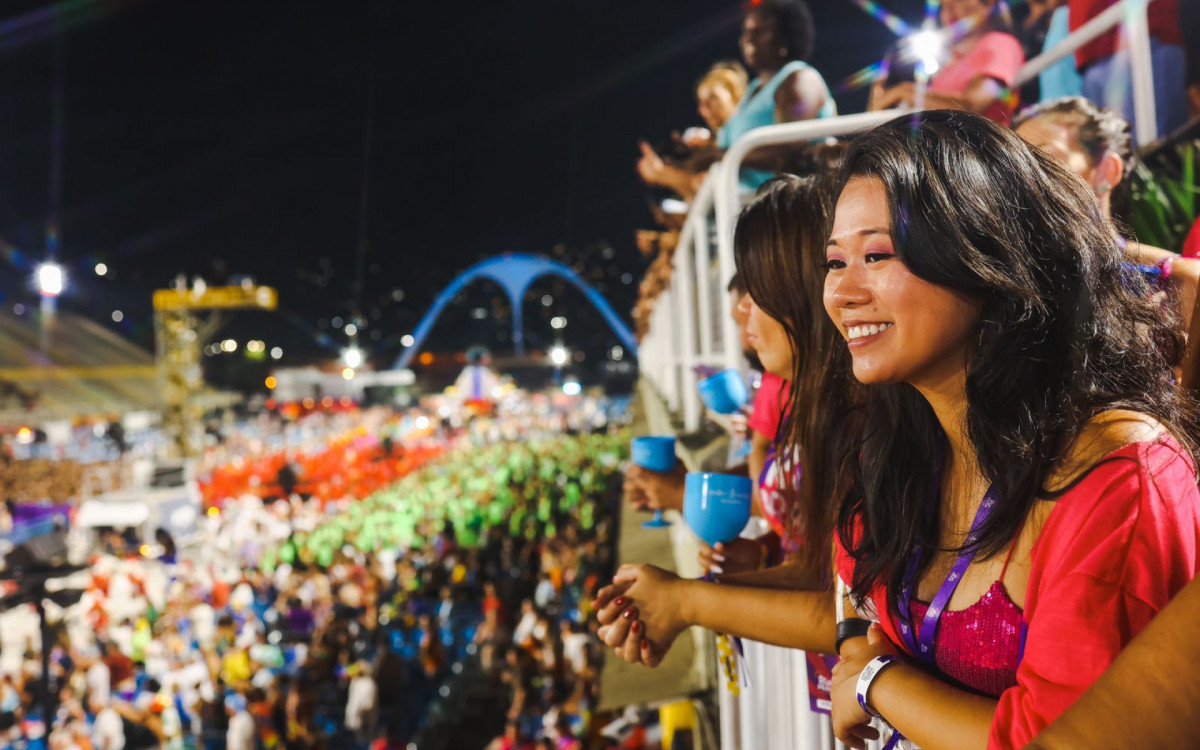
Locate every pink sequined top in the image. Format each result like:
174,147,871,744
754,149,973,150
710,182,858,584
908,580,1023,697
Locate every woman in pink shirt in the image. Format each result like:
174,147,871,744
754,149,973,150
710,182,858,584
871,0,1025,124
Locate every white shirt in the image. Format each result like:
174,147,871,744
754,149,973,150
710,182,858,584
189,604,216,648
512,612,538,646
534,579,557,609
226,711,256,750
344,675,377,731
93,707,125,750
563,633,590,675
86,662,111,710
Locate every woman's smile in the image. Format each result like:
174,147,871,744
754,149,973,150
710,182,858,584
843,321,894,346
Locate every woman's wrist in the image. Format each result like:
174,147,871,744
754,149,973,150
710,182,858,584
676,577,703,626
863,658,908,721
856,655,901,717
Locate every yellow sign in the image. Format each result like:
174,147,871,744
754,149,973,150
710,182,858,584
153,285,278,311
0,365,157,380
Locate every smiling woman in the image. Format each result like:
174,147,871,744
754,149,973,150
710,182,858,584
824,177,981,389
824,111,1200,750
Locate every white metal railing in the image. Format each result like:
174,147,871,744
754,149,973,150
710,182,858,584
634,2,1159,749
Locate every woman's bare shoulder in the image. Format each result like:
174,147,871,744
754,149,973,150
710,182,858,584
1046,410,1165,492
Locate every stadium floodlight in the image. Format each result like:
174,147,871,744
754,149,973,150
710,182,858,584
342,347,363,369
905,27,944,76
36,263,64,297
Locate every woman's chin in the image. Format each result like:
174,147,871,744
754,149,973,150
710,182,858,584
850,362,898,386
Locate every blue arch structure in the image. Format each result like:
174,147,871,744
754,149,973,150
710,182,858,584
393,253,637,370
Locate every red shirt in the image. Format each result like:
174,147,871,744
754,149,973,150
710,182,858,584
1182,216,1200,259
1070,0,1183,71
747,372,788,441
836,437,1200,750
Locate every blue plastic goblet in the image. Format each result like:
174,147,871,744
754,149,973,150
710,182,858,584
697,369,750,415
631,436,677,528
683,472,753,546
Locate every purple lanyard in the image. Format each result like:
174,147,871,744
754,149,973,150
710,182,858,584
895,484,998,663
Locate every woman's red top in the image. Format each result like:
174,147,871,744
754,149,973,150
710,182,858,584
837,437,1200,750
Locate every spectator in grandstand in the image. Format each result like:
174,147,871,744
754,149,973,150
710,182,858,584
819,111,1199,750
598,175,857,664
696,62,750,143
1014,97,1200,349
1070,0,1186,138
870,0,1024,124
1185,0,1200,117
1012,0,1059,102
1012,96,1133,220
1035,1,1082,101
635,62,748,202
626,273,761,522
721,0,836,190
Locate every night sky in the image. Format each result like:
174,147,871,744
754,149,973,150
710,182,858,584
0,0,921,384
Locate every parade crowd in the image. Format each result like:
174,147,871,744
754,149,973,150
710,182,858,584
0,406,627,750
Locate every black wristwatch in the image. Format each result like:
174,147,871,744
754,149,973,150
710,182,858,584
835,618,873,655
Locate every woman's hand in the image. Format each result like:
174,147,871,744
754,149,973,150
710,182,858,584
622,469,652,513
729,412,749,441
625,464,686,513
594,577,649,665
698,539,764,576
636,141,669,187
872,82,917,111
594,564,690,667
831,623,901,749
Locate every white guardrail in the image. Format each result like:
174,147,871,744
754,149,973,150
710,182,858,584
635,2,1157,749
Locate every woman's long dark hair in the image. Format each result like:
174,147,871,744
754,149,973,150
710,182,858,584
735,172,861,576
833,111,1197,615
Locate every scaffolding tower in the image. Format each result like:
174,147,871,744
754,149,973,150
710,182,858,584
153,281,277,456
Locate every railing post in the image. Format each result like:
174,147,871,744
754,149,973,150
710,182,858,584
675,221,702,432
714,158,743,372
658,288,679,411
695,208,715,364
647,301,661,395
1124,0,1157,146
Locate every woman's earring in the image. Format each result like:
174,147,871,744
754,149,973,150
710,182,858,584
1094,183,1112,195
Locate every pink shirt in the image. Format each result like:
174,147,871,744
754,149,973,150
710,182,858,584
930,31,1024,124
747,372,788,441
